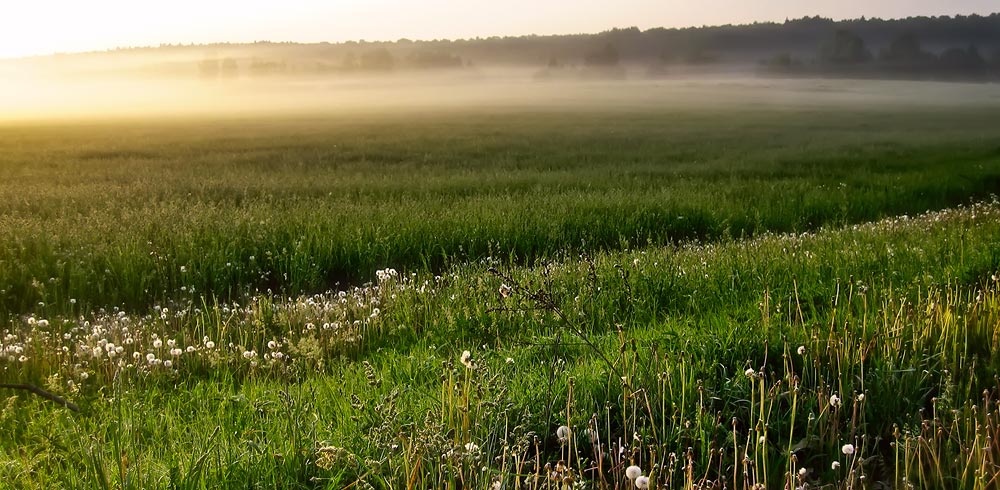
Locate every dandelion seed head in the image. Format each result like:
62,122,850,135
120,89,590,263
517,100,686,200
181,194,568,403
556,425,571,442
841,443,855,456
635,476,650,489
626,465,643,480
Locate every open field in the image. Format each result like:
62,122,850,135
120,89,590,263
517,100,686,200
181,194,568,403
2,80,1000,488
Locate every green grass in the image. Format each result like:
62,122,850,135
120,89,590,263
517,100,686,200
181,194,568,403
2,105,1000,316
3,83,1000,488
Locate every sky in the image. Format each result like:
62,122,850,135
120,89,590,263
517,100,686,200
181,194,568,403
1,0,998,59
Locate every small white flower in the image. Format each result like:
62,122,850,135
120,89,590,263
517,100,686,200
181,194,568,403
831,461,841,470
625,465,643,480
37,319,49,328
205,341,215,349
460,350,474,369
841,443,855,456
829,394,841,408
267,340,277,350
798,467,807,477
634,476,650,489
797,345,806,355
856,393,865,402
744,367,755,377
153,339,163,348
180,266,187,273
164,360,172,368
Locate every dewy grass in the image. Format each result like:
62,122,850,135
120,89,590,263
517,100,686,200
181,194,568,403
3,94,1000,488
1,198,999,488
1,107,1000,316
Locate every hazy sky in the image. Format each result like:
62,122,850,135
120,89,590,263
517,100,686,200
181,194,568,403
2,0,997,59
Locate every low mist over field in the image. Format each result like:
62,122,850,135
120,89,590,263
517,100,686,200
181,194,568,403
3,13,1000,120
4,63,1000,122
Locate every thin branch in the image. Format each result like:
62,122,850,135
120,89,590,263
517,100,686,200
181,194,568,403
0,383,81,412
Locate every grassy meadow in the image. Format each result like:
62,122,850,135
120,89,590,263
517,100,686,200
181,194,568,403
2,80,1000,488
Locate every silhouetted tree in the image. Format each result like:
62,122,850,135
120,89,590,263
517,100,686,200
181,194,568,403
198,58,220,79
819,30,872,64
584,43,620,67
220,58,239,78
880,32,933,63
360,48,394,71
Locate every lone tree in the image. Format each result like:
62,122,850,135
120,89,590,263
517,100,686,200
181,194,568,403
584,43,620,67
819,30,872,64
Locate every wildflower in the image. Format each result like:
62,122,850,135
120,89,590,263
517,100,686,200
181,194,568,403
186,346,196,353
829,394,841,408
635,476,650,489
460,350,474,369
798,468,807,477
744,367,755,377
841,444,855,456
18,355,28,363
205,341,216,349
153,339,163,349
242,350,256,359
464,442,480,454
856,393,865,402
268,340,277,350
506,357,514,364
797,345,806,355
831,461,841,470
164,360,173,368
37,319,49,328
180,266,187,273
626,465,643,480
499,284,512,298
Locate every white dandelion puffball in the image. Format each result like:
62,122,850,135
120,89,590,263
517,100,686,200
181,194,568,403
841,443,855,456
460,350,473,369
797,345,806,355
556,425,571,441
829,394,841,408
831,461,841,470
634,476,650,489
626,465,643,480
744,367,755,377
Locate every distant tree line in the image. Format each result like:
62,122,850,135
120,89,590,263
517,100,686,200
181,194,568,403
133,13,1000,81
762,28,998,81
